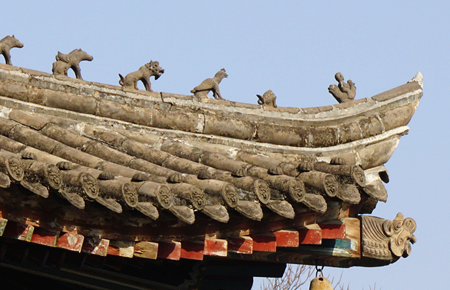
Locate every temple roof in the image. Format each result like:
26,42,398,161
0,63,421,286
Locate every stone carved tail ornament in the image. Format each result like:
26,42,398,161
362,213,417,263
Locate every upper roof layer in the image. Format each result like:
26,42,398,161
0,63,421,268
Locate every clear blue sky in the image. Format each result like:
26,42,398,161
2,1,447,289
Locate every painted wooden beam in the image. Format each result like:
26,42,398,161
82,237,109,256
251,234,277,252
134,241,159,259
342,217,360,256
30,227,59,247
204,239,227,257
321,239,358,252
107,240,135,258
180,241,204,260
227,236,253,254
2,221,34,242
319,220,346,239
0,218,7,236
226,217,362,267
298,224,322,245
56,232,84,252
273,230,299,247
157,241,181,260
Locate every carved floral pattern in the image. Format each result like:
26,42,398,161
323,174,338,197
122,182,138,208
156,185,173,210
6,157,24,182
46,164,62,190
190,186,205,210
221,183,238,208
286,179,306,202
80,172,99,200
350,165,366,187
254,179,270,204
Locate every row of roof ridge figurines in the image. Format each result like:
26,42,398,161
1,35,355,105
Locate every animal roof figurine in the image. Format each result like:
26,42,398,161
0,35,23,65
52,49,93,80
257,90,277,108
191,68,228,100
328,72,356,103
118,61,164,92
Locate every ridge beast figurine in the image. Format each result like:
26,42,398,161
0,35,23,65
256,90,277,108
191,68,228,100
52,49,93,80
119,61,164,92
328,72,356,103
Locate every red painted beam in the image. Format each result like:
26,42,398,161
2,221,34,242
319,221,346,239
204,239,227,257
30,227,59,247
56,232,84,253
251,234,277,252
181,241,204,260
82,238,109,256
273,230,299,247
107,241,135,258
157,241,181,260
298,224,322,245
228,236,253,254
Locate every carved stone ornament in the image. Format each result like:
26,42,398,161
191,68,228,100
328,72,356,103
362,213,417,261
0,35,23,65
257,90,277,108
118,60,164,92
52,49,93,80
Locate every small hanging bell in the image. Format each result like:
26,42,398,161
310,265,334,290
309,276,334,290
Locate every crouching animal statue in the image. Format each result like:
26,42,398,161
191,68,228,100
52,49,93,80
118,61,164,92
257,90,277,108
328,72,356,103
0,35,24,65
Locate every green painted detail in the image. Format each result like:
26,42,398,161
0,219,7,236
25,226,34,242
322,239,357,251
51,233,60,247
